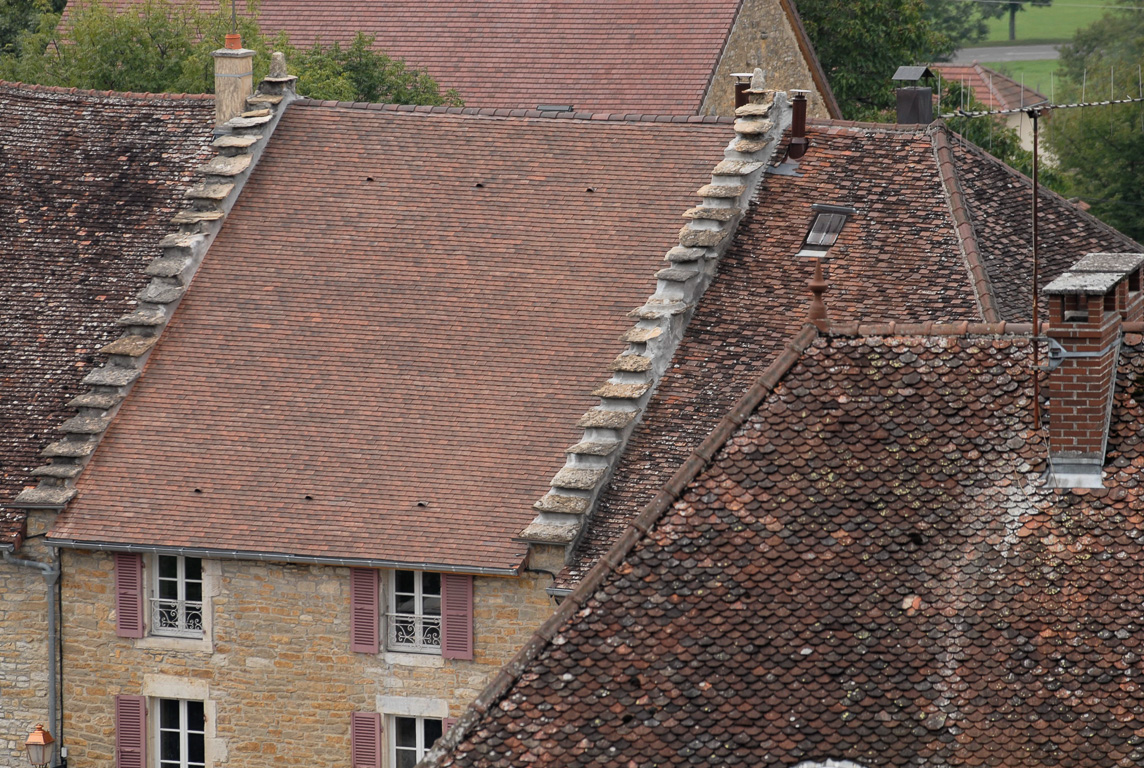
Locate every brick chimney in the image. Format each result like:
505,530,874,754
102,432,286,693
1044,253,1144,488
212,34,254,126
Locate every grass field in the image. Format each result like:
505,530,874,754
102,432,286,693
979,0,1113,45
980,59,1062,96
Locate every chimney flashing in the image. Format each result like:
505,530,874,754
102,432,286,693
1047,456,1105,489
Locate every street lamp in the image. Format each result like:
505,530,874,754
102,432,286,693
24,724,54,768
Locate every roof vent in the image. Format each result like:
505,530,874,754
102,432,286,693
893,65,934,125
536,105,574,113
796,204,856,257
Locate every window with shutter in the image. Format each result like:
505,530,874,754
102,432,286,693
350,568,380,654
351,712,382,768
115,695,147,768
115,553,145,638
440,574,473,660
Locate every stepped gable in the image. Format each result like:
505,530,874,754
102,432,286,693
426,324,1144,768
946,136,1141,321
47,103,734,571
556,120,985,587
0,81,214,547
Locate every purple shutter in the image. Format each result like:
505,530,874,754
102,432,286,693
443,717,458,732
114,553,145,638
350,568,379,653
441,573,473,660
351,712,382,768
115,695,147,768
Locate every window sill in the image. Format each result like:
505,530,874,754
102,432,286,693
135,634,213,654
384,650,444,668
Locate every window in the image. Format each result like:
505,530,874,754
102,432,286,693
157,699,205,768
392,717,442,768
389,570,441,652
153,556,204,638
795,203,856,257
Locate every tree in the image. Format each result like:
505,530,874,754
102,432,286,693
0,0,65,54
1003,1,1053,42
0,0,460,105
1046,2,1144,240
799,0,955,119
923,0,1005,51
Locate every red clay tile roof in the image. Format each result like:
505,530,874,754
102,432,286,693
82,0,747,114
0,81,214,548
932,63,1046,113
555,120,1142,587
47,102,734,570
430,324,1144,768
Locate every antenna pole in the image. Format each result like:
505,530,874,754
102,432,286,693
231,0,237,34
1030,108,1041,429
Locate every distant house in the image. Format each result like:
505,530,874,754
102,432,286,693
72,0,841,118
0,81,214,767
932,62,1049,153
422,255,1144,768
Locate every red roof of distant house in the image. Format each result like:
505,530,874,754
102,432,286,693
0,81,214,548
556,119,1141,588
932,62,1047,112
47,102,733,570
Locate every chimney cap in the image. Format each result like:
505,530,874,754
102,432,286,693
1069,252,1144,274
893,65,935,83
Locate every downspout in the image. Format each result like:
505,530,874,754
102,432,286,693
3,547,62,767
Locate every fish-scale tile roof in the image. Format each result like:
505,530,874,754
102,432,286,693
947,137,1142,321
47,102,734,570
0,81,214,548
556,119,1142,588
430,325,1144,768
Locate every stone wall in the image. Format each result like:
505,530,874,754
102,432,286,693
60,553,556,767
0,512,57,767
702,0,833,119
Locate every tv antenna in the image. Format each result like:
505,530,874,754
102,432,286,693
939,93,1144,427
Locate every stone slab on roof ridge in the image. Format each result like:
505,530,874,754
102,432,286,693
292,98,734,124
518,87,792,550
14,73,300,518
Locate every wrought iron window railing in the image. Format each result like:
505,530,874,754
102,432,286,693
151,597,204,638
387,612,441,652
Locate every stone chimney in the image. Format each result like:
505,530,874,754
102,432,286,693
212,34,255,127
1044,253,1144,488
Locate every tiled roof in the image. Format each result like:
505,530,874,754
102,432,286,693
0,81,214,547
47,102,734,570
81,0,740,114
947,136,1141,320
932,63,1047,112
430,324,1144,768
556,119,1142,587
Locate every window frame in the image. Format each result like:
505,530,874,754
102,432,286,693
389,716,443,768
795,203,856,258
154,697,206,768
386,570,442,654
151,555,205,639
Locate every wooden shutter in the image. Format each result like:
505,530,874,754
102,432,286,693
114,553,145,638
441,573,473,660
350,711,382,768
443,717,458,732
350,568,379,653
115,695,147,768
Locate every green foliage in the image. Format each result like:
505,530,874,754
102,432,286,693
923,0,1004,50
799,0,955,120
0,0,459,106
0,0,64,54
1003,1,1053,42
1047,2,1144,240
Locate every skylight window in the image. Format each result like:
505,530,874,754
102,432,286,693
796,204,856,257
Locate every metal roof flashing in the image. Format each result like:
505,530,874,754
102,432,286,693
1046,456,1105,489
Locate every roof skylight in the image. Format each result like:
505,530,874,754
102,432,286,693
796,204,856,257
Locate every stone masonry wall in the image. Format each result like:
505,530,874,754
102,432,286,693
0,513,55,767
702,0,832,119
61,553,556,767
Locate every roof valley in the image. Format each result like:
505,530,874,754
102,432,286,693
12,67,301,510
517,77,792,551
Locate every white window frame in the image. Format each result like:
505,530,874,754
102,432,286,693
386,570,441,654
389,716,443,768
154,698,206,768
151,555,204,639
